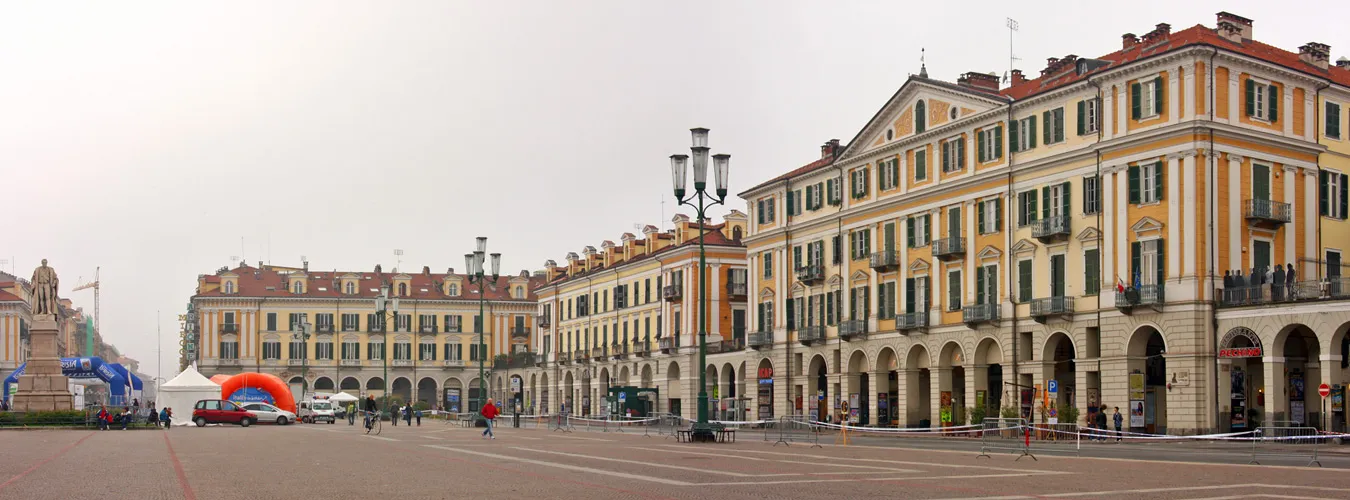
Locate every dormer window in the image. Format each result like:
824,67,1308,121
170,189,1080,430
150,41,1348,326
915,100,927,133
224,282,235,294
399,283,408,296
345,282,355,295
448,284,459,296
293,282,303,294
515,286,524,299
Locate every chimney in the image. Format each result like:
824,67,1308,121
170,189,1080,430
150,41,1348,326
422,265,431,276
820,139,841,159
957,71,1001,91
1122,33,1139,50
1216,11,1252,42
1010,69,1026,86
374,264,382,275
1299,43,1331,70
302,260,309,272
1338,57,1350,69
446,267,455,275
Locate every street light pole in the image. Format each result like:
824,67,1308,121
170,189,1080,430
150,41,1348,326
669,127,731,443
465,238,501,415
293,320,312,401
376,285,399,416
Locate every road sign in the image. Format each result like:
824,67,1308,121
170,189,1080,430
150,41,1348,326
1047,380,1058,395
1319,383,1331,398
618,392,627,403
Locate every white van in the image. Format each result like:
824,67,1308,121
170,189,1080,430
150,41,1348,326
298,397,337,424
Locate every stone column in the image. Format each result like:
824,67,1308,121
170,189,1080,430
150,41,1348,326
1263,356,1287,426
932,366,950,428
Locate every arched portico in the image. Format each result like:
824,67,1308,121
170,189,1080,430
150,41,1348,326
906,344,932,427
875,347,899,427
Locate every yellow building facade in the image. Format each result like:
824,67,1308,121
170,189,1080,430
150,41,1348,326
739,12,1350,434
503,214,748,418
190,262,541,411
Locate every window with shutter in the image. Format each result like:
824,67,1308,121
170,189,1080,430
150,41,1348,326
786,190,796,216
1084,249,1100,295
947,270,962,311
1083,175,1100,214
1128,165,1141,204
1327,102,1342,139
915,100,926,133
1267,84,1279,121
915,150,927,181
1010,119,1019,153
1018,259,1033,302
1131,82,1143,120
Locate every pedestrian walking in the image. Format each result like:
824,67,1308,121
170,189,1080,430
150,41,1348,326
1096,410,1108,441
481,398,499,439
415,408,422,426
1112,407,1124,442
391,404,398,427
161,408,172,429
403,405,412,426
347,403,356,425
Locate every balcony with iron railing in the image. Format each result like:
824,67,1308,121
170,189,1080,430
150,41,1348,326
419,325,437,334
663,284,683,302
726,281,748,299
727,337,746,351
613,343,627,359
659,337,675,352
368,325,386,334
218,359,241,366
705,340,725,354
340,359,362,367
1219,278,1350,307
557,352,571,364
591,347,605,360
1030,296,1074,322
797,325,825,345
443,359,466,367
748,330,773,349
511,326,529,339
574,349,588,363
392,359,414,367
932,236,966,261
444,324,462,333
1032,215,1071,243
840,320,868,341
633,341,650,356
1243,199,1292,226
962,303,999,326
287,359,305,366
870,250,900,271
896,311,928,332
1115,284,1165,313
221,323,238,334
796,264,825,284
536,315,550,328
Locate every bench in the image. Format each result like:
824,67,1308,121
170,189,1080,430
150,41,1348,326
675,429,693,442
716,428,736,443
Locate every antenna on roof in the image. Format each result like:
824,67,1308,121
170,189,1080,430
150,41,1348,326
918,48,928,78
394,249,403,273
1007,18,1020,85
230,256,239,266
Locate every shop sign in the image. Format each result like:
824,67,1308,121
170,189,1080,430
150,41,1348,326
1219,347,1262,358
1218,327,1263,358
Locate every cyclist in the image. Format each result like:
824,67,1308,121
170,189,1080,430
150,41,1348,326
363,394,379,432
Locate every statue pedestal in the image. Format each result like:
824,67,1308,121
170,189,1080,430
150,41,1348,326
12,318,73,412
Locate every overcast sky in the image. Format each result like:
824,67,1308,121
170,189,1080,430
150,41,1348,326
2,1,1345,379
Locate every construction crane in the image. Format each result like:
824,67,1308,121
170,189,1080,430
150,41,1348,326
72,267,99,356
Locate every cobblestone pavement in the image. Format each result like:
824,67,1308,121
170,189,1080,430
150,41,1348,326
4,422,1350,499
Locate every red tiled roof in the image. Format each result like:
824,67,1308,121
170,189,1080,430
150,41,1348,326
543,224,743,288
1001,24,1350,100
196,264,545,301
0,290,23,302
743,156,835,194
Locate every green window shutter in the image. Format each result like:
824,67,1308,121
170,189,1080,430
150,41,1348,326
907,218,915,248
1154,161,1164,202
786,190,795,216
1131,241,1142,284
1245,79,1256,116
1077,100,1086,135
1018,261,1032,302
1055,109,1065,142
1028,115,1037,148
1043,110,1052,144
948,272,960,309
1062,181,1071,216
1268,84,1280,121
1321,171,1331,217
1252,164,1270,201
924,215,931,241
994,125,1003,158
976,267,986,305
1342,174,1349,219
884,222,895,252
1041,186,1050,220
1085,249,1100,294
863,167,870,194
1153,76,1163,115
1009,119,1019,153
1128,165,1141,204
977,130,986,163
1329,104,1341,138
995,199,1002,229
1028,191,1038,222
756,201,764,223
988,267,999,304
977,202,986,234
958,137,966,168
916,101,926,133
1156,238,1165,285
793,246,802,271
1131,82,1142,120
905,279,915,312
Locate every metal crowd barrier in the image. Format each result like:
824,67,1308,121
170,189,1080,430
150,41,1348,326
977,418,1035,461
774,415,822,448
550,413,575,433
1251,426,1322,467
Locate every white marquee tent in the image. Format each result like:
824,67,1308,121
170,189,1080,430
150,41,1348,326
158,365,220,426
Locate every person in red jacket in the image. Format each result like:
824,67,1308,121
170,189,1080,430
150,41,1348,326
480,398,499,439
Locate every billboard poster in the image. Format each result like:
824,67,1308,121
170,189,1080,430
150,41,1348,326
1333,385,1345,413
1129,373,1146,401
1291,401,1306,425
848,393,859,424
445,388,461,413
940,391,953,424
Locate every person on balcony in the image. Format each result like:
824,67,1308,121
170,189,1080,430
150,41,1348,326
1286,264,1297,299
1273,264,1286,301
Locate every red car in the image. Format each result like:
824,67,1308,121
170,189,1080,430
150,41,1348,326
192,399,258,427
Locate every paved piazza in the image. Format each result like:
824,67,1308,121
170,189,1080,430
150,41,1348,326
3,423,1350,499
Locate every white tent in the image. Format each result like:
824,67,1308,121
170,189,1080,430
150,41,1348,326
158,365,220,426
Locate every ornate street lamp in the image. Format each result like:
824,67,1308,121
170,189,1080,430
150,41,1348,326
376,284,400,415
292,319,313,401
465,237,501,417
670,127,731,442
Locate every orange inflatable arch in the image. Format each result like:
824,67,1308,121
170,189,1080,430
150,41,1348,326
219,372,297,414
209,374,231,385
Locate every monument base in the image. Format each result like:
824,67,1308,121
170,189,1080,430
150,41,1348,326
11,318,74,412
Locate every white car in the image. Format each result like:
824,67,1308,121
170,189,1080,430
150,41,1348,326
239,402,297,425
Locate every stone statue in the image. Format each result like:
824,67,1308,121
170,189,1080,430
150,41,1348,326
30,259,59,317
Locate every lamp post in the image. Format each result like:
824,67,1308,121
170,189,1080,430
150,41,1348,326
375,284,400,415
292,319,313,402
465,237,501,416
669,127,731,442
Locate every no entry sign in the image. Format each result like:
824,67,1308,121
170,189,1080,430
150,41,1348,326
1319,383,1331,398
